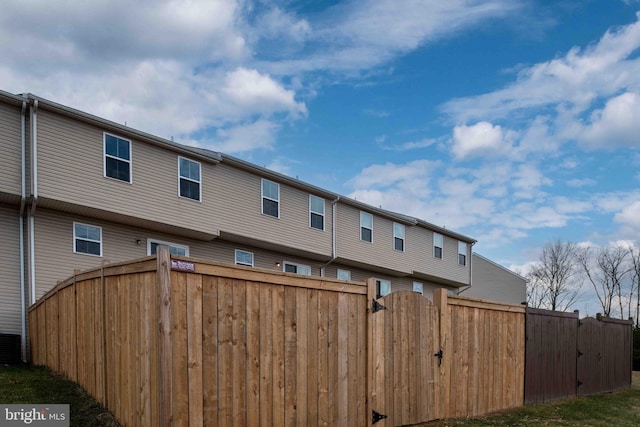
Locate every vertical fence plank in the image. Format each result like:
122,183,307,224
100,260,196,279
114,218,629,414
246,282,261,427
259,284,273,427
202,276,219,427
187,273,203,427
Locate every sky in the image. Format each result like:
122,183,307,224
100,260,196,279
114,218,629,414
2,0,640,314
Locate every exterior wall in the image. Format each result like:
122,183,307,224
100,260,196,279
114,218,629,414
463,253,527,304
210,163,332,257
335,203,470,286
0,101,22,199
0,205,22,334
36,109,218,236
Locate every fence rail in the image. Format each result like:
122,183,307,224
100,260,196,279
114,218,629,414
28,247,630,426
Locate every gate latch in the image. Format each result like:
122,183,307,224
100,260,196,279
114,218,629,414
434,348,443,366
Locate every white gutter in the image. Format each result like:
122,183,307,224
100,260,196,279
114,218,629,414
29,99,38,304
320,196,340,277
19,98,27,362
457,241,476,295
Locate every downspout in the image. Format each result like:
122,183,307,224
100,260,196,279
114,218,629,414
29,99,38,304
19,98,27,362
320,196,340,277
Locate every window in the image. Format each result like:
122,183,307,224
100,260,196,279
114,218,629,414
178,157,201,201
309,195,325,230
73,223,102,256
375,279,391,299
147,239,189,256
360,211,373,242
235,250,254,267
413,282,424,295
337,269,351,280
458,241,467,266
104,133,131,182
262,179,280,218
434,232,443,259
393,223,405,251
283,262,311,275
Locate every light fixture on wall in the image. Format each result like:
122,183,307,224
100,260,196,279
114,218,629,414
275,262,281,268
135,239,142,245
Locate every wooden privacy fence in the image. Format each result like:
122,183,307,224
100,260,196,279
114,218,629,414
29,246,527,426
524,308,633,404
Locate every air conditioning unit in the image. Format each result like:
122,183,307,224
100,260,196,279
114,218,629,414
0,334,21,364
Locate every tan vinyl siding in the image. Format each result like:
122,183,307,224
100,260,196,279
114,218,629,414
336,203,470,285
0,206,22,334
465,254,527,304
35,110,217,236
0,102,22,198
210,163,333,256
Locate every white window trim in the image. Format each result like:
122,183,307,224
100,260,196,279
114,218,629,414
375,279,391,298
393,222,405,252
360,211,373,243
309,194,325,231
337,269,351,281
235,249,254,267
103,132,132,183
177,156,202,202
283,261,311,276
413,281,424,295
73,222,103,257
434,232,443,259
458,241,467,266
147,239,190,256
261,178,280,218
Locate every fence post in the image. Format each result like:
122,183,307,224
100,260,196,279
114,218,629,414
157,245,172,426
433,288,450,419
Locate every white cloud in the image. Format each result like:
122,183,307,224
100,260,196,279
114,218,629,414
579,92,640,148
614,200,640,230
451,121,513,159
211,120,280,153
566,178,596,188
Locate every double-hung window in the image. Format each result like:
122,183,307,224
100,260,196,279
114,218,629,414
73,222,102,256
309,195,325,230
283,262,311,275
458,241,467,266
393,223,405,251
434,232,443,259
262,179,280,218
147,239,189,256
104,133,131,182
178,157,201,201
360,211,373,242
375,279,391,299
235,250,254,267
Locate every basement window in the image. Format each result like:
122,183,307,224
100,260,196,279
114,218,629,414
283,262,311,275
235,250,254,267
148,239,189,256
375,279,391,299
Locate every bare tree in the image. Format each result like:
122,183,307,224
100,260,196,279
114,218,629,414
629,247,640,326
525,271,548,309
577,245,632,318
527,240,581,311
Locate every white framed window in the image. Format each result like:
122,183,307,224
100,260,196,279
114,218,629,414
360,211,373,242
147,239,189,256
413,281,424,295
458,241,467,266
235,249,254,267
393,223,405,252
434,232,443,259
375,279,391,299
309,195,325,230
73,222,102,257
337,269,351,281
104,133,131,182
178,157,201,201
283,261,311,276
262,179,280,218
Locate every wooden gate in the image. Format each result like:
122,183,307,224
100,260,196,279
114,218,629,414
370,291,441,426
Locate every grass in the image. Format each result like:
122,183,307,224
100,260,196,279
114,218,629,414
0,364,120,427
1,365,638,427
423,371,640,427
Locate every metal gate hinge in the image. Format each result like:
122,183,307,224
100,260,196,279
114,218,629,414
372,410,387,424
372,299,387,313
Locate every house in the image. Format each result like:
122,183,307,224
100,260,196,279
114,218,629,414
1,90,518,361
464,253,527,305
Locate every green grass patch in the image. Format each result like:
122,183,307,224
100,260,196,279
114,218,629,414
0,364,120,427
425,372,640,427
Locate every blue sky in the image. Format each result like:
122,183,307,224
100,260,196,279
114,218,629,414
2,0,640,312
